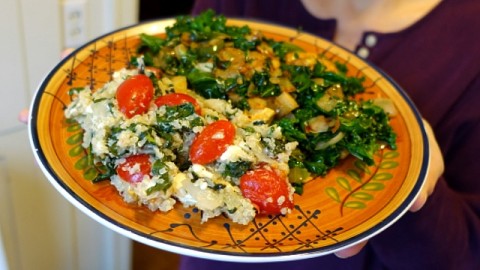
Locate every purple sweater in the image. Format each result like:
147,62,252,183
180,0,480,269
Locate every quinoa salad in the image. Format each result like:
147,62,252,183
65,67,298,224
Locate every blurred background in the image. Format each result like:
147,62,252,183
0,0,194,269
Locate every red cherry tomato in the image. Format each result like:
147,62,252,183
189,120,236,164
116,74,154,118
154,93,202,115
116,154,151,183
240,166,294,215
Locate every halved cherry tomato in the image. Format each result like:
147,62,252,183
189,120,236,164
154,93,202,115
240,166,294,215
116,74,154,118
116,154,151,183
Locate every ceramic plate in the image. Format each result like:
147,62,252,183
29,18,428,262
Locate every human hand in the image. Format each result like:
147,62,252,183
408,119,444,212
19,108,29,124
334,241,368,258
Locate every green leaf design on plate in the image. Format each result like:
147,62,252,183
344,201,366,209
337,149,400,215
379,161,399,169
351,192,374,201
383,151,399,159
325,187,341,202
67,133,83,145
373,172,393,181
67,124,82,132
75,156,89,170
84,167,99,181
362,182,385,191
66,120,98,182
66,118,77,124
354,160,371,174
336,177,351,191
347,169,362,183
69,145,84,157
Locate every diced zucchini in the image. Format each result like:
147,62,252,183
247,97,268,110
288,167,311,183
307,115,329,133
274,91,299,117
172,76,188,92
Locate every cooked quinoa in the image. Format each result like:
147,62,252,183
65,68,297,224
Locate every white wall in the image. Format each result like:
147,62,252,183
0,0,138,269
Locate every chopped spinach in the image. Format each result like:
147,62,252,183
222,161,252,178
187,68,226,99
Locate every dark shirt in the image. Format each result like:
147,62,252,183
180,0,480,269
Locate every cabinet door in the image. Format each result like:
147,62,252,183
0,0,137,269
